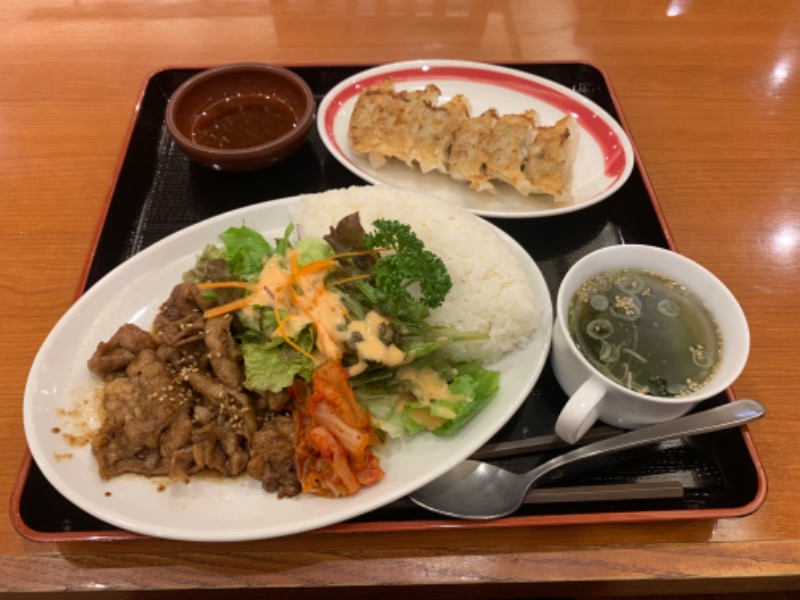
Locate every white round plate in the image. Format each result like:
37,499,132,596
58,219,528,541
318,59,635,219
24,194,552,542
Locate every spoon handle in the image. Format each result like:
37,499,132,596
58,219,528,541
526,398,765,486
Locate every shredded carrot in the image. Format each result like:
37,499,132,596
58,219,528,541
203,296,256,319
197,281,259,291
326,273,370,289
272,301,316,363
196,246,377,359
296,257,335,278
197,281,260,319
256,252,325,363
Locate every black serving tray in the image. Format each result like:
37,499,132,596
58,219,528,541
11,63,766,541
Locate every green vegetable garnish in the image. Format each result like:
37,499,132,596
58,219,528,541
364,219,452,314
220,225,273,279
241,342,315,393
354,359,500,438
187,213,495,438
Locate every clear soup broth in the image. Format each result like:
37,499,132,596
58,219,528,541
568,268,722,397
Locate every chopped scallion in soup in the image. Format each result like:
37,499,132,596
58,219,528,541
568,268,721,397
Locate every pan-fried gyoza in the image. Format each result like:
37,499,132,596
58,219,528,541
348,78,579,200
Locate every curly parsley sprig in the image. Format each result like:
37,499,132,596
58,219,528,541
364,219,453,315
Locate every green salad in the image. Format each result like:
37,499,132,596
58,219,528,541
184,212,500,438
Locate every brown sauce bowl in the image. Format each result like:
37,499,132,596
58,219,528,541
166,63,315,171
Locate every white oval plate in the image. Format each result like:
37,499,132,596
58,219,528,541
318,59,635,219
24,193,552,542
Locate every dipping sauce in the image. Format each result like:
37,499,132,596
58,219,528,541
568,268,722,398
191,94,298,149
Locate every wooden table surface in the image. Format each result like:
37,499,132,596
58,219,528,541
2,1,799,597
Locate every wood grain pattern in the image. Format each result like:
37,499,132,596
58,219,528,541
2,0,799,596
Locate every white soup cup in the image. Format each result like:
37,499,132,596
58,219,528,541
552,244,749,444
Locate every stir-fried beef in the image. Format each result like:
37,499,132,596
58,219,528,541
152,282,212,347
170,421,249,481
89,282,301,497
256,389,292,413
91,349,194,478
204,314,244,389
184,370,256,431
155,341,209,373
87,323,157,378
247,414,301,498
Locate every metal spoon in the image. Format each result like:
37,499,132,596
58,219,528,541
409,398,765,520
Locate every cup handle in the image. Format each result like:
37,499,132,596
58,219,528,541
554,377,607,444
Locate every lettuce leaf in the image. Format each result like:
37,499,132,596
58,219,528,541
220,225,272,279
296,236,334,266
241,343,314,393
430,366,500,435
183,244,231,288
350,385,407,438
354,360,500,437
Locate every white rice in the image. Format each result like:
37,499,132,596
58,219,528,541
289,185,538,365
